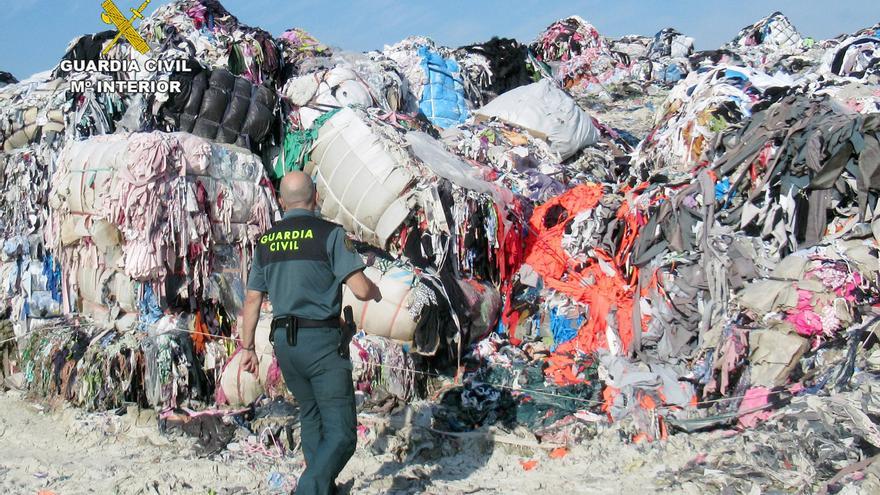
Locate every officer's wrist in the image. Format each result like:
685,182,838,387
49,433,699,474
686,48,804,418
241,345,255,352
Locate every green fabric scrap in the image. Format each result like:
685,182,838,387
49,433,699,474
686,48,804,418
272,108,341,179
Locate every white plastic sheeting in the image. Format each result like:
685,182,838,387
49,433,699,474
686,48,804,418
406,130,513,205
474,79,599,160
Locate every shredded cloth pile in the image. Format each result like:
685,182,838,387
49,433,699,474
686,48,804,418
0,3,879,491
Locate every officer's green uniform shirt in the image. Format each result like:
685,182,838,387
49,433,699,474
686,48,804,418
247,208,365,320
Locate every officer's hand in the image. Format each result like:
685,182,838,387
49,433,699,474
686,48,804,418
240,350,260,375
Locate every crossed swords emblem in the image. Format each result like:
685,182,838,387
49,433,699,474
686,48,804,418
100,0,152,55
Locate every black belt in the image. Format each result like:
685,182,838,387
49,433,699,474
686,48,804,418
272,315,340,329
271,315,340,347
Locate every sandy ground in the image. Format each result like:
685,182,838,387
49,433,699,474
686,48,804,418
0,390,732,495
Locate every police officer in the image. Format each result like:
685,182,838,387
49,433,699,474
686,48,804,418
239,171,381,495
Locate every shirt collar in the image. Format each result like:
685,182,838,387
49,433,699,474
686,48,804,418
282,208,317,219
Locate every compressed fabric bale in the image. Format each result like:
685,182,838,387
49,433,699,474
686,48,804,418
51,132,277,322
237,85,277,148
55,132,271,224
417,46,470,128
180,71,208,133
285,67,375,129
342,265,418,342
194,69,236,140
0,75,66,149
305,107,414,247
53,136,127,216
474,79,599,160
162,60,207,127
217,76,253,143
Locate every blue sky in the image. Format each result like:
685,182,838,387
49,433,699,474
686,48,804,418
0,0,877,79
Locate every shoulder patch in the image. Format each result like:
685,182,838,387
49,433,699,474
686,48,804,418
344,236,356,253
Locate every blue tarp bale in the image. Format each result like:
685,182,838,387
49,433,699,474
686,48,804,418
418,46,469,128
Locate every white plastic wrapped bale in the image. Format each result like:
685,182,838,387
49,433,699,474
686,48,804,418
305,107,415,248
647,29,695,60
52,132,275,246
313,51,412,112
218,316,278,406
473,79,599,160
283,67,377,128
342,264,419,343
727,12,803,50
219,351,263,406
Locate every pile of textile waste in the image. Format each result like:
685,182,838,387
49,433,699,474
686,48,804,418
0,6,878,491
